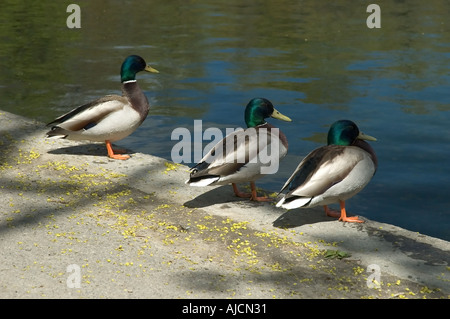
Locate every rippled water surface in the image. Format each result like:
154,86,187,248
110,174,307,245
0,1,448,240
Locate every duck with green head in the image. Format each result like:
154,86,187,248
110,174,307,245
276,120,377,223
46,55,159,160
186,98,292,201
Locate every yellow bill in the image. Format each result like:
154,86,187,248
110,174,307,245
271,108,292,122
145,65,159,73
358,132,377,141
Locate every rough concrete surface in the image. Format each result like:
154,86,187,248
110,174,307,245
0,110,449,299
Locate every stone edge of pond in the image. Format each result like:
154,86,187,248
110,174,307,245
0,110,448,298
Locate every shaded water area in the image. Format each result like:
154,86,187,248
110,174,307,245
0,1,449,240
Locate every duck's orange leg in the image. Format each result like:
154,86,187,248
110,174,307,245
232,183,251,198
250,182,272,202
338,201,364,223
324,205,340,218
106,140,130,160
324,202,364,223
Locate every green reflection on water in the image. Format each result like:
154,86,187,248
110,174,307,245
0,0,448,122
0,0,449,240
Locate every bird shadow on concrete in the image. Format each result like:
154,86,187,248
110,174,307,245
47,143,135,158
183,184,336,228
183,184,270,208
272,208,336,228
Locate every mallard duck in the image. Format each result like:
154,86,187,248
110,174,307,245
46,55,159,160
186,97,291,201
276,120,377,223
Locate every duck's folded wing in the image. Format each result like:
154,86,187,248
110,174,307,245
47,95,127,131
282,146,364,198
190,129,250,176
192,127,276,177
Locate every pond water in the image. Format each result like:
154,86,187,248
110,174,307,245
0,1,449,240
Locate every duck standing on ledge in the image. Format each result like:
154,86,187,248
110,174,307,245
276,120,377,223
46,55,159,160
187,98,291,201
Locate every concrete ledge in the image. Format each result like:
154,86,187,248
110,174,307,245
0,110,448,299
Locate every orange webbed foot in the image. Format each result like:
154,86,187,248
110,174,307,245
106,141,130,160
324,203,364,223
249,182,273,202
232,183,252,198
339,215,364,223
109,153,131,160
250,195,272,202
324,205,341,218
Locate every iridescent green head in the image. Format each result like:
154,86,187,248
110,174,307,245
120,55,159,82
327,120,377,146
244,98,291,128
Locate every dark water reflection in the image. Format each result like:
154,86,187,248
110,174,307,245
0,1,449,240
